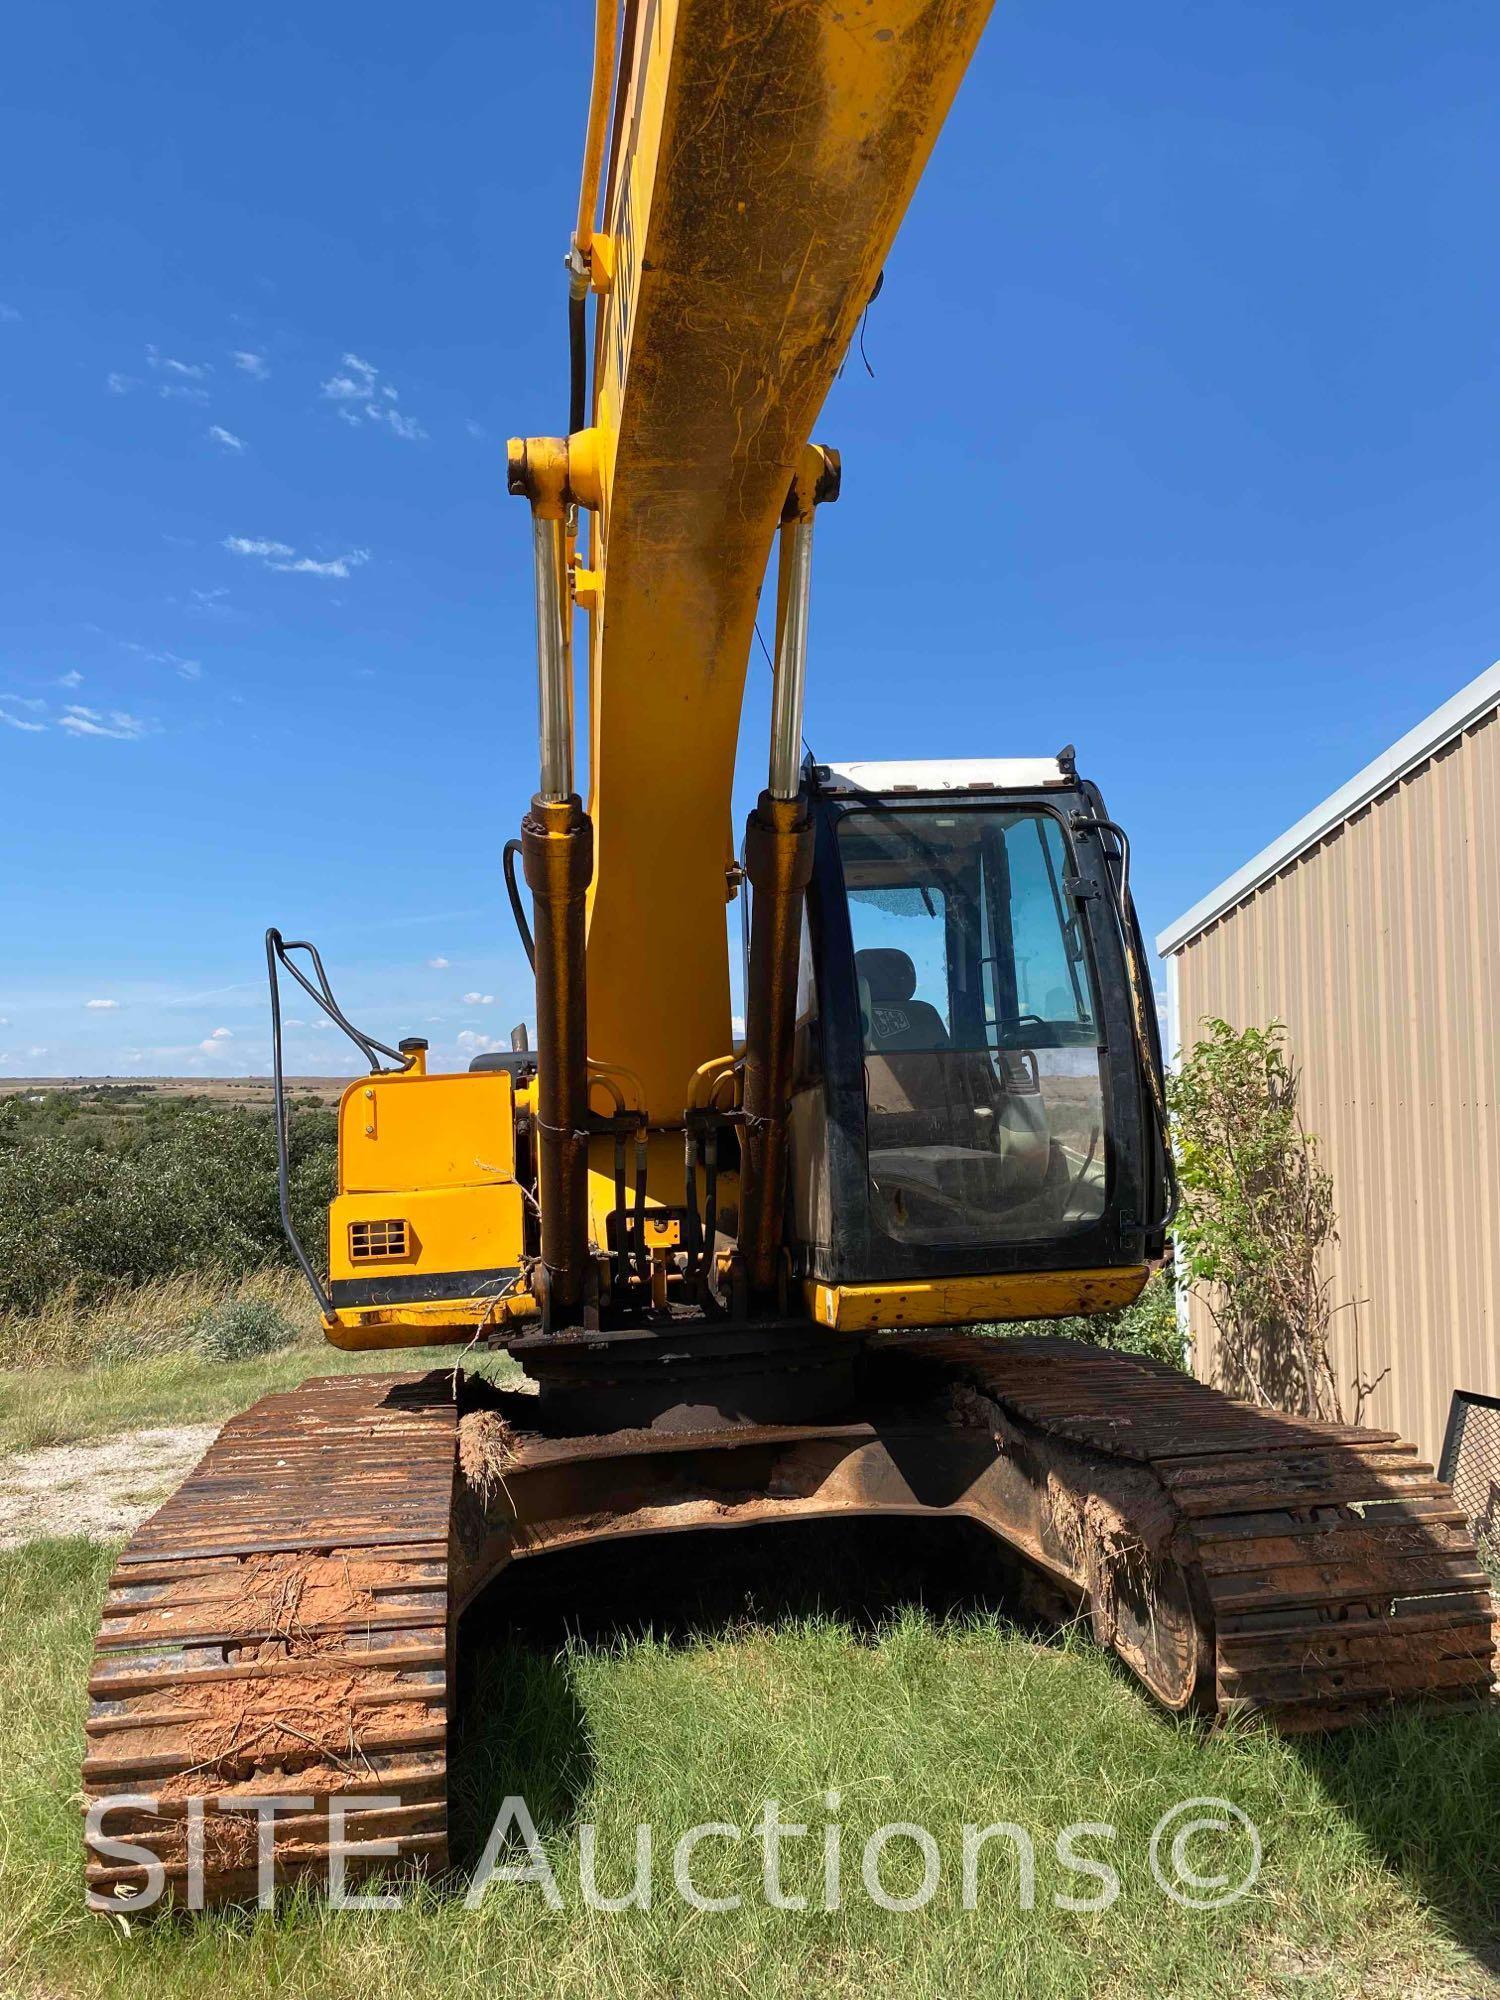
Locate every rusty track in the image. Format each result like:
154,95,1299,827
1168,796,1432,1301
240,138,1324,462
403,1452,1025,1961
83,1372,456,1909
891,1335,1499,1731
83,1340,1495,1907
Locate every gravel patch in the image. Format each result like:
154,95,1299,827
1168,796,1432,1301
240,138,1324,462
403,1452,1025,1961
0,1425,221,1549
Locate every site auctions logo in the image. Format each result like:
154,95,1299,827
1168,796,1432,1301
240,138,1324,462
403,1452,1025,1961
86,1793,1262,1916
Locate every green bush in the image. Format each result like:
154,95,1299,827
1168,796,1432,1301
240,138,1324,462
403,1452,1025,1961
0,1097,336,1314
189,1294,300,1362
1170,1016,1347,1419
981,1267,1185,1369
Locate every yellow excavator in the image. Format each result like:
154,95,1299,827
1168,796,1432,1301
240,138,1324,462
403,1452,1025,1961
83,0,1494,1907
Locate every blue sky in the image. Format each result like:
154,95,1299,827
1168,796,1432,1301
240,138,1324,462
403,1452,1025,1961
2,2,1496,1079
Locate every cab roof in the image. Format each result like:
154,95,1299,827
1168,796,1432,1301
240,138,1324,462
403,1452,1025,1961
810,756,1073,795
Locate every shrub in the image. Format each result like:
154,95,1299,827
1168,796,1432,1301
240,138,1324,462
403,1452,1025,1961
189,1294,300,1362
984,1267,1184,1369
0,1267,320,1371
1170,1017,1364,1421
0,1097,336,1314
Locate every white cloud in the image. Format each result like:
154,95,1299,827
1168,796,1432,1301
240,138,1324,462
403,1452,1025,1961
146,345,209,380
0,695,46,733
57,669,83,689
231,350,269,378
57,706,149,741
462,992,496,1006
207,425,244,453
465,419,487,439
457,1030,502,1054
375,405,427,442
267,549,369,578
209,1026,233,1039
85,998,121,1010
107,371,139,394
122,642,202,681
323,352,426,439
224,535,294,559
0,304,19,322
159,384,210,404
322,355,379,403
427,956,450,970
224,533,369,579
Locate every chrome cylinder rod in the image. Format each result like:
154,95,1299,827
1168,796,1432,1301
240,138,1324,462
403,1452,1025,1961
532,513,574,803
768,514,814,801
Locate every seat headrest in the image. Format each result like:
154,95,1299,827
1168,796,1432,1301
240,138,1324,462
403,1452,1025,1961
854,948,917,1002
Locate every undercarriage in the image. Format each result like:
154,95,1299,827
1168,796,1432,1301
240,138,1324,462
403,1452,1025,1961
83,1332,1497,1907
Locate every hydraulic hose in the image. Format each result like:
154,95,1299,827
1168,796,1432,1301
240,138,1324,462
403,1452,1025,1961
503,837,535,969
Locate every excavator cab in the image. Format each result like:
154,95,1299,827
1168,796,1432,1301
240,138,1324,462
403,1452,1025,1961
789,758,1170,1330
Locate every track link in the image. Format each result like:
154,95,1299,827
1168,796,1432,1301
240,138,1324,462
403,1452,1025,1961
83,1372,457,1910
893,1335,1498,1731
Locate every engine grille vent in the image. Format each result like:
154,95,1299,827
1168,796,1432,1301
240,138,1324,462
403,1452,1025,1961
349,1218,410,1262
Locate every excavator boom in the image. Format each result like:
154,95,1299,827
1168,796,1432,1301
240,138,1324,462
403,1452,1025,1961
581,0,993,1120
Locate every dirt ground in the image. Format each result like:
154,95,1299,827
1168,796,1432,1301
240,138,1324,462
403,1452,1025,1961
0,1424,221,1549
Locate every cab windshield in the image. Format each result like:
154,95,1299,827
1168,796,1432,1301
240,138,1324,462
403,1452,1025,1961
836,805,1107,1245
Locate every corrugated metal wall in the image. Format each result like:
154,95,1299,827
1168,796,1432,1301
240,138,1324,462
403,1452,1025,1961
1170,708,1500,1465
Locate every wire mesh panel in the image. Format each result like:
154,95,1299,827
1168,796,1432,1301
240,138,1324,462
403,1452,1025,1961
1439,1391,1500,1558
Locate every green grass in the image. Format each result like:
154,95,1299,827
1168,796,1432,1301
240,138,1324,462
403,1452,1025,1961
0,1268,519,1454
0,1342,486,1456
1,1532,1496,2000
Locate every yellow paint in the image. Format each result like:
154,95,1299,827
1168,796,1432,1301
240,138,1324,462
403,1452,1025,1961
322,1287,537,1352
329,1183,527,1287
337,1068,515,1191
574,0,996,1150
806,1268,1151,1334
325,1065,535,1348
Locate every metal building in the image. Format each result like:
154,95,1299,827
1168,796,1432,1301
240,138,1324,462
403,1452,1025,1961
1158,661,1500,1465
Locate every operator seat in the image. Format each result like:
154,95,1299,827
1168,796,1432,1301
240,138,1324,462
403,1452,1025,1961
854,947,1050,1235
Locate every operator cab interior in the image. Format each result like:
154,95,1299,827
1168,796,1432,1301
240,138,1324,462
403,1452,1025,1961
839,803,1105,1244
788,757,1158,1290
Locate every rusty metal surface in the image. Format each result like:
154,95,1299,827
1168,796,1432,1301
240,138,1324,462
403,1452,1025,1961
460,1334,1497,1731
83,1372,457,1908
884,1336,1498,1729
522,792,594,1323
738,788,816,1296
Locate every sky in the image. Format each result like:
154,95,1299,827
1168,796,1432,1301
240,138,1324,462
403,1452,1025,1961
2,1,1497,1080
